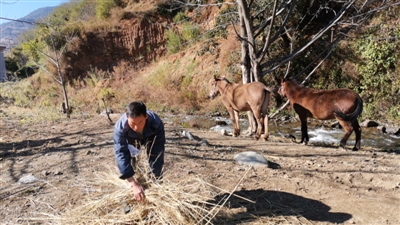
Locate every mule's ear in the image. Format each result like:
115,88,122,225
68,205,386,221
281,77,284,83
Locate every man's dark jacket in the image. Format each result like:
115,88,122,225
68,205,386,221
113,110,165,179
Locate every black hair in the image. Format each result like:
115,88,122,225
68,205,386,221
126,102,147,118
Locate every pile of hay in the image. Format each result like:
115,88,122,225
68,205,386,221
47,156,225,225
55,172,216,224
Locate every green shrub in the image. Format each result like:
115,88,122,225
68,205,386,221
146,63,171,87
354,35,399,120
173,12,188,23
165,28,182,54
181,22,200,42
98,88,115,100
96,0,116,19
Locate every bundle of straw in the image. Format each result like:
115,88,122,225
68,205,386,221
48,154,220,225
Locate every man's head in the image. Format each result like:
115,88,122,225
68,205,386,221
126,102,148,132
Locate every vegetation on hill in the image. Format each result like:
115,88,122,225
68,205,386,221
1,0,399,125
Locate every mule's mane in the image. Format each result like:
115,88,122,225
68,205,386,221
285,78,305,88
215,77,231,83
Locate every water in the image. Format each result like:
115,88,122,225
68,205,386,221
172,115,400,150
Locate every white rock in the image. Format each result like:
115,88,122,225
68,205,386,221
18,174,39,184
233,151,269,167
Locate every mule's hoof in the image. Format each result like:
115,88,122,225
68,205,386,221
352,147,359,151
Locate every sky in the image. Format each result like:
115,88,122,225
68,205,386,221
0,0,68,24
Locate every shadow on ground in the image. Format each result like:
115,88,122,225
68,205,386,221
209,189,352,224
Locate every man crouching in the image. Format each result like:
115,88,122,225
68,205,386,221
113,101,165,202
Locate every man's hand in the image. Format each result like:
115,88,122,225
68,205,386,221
127,177,145,201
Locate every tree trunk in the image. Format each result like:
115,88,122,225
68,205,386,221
237,0,261,82
61,81,70,118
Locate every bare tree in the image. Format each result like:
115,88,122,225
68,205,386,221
24,23,78,118
172,0,398,79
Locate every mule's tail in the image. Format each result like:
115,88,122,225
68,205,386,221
265,86,282,108
335,96,363,122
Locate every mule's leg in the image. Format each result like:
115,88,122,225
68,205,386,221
352,120,361,151
263,114,269,141
252,109,263,140
299,115,309,144
244,111,256,136
233,110,241,137
261,96,270,141
227,108,239,137
336,118,354,150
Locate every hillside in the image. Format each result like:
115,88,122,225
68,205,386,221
0,7,56,50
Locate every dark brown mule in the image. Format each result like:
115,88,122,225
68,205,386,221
209,76,281,140
278,78,363,150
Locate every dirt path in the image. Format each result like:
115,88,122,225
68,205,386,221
1,113,399,224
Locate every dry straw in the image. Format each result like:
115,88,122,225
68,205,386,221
39,151,249,225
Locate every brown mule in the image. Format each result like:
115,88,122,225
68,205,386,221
278,77,363,150
209,76,281,140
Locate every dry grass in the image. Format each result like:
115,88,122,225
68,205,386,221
48,172,216,224
28,153,247,225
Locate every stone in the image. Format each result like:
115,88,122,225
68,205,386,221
18,174,39,184
233,151,269,167
200,140,209,146
220,129,227,136
385,127,400,135
216,120,228,126
377,125,386,133
360,120,379,127
0,150,10,157
182,130,194,140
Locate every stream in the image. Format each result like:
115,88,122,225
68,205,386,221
168,115,400,150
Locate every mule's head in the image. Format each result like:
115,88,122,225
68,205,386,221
209,75,229,99
278,78,287,97
209,75,220,99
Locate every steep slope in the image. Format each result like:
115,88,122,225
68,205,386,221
65,17,168,80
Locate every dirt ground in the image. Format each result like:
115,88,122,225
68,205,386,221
1,108,399,225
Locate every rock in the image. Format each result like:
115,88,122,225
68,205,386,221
385,127,400,135
280,115,291,122
220,129,227,136
377,125,386,133
283,134,296,142
216,120,228,126
42,170,50,176
233,151,269,167
331,121,342,128
200,140,209,146
0,150,10,157
182,130,194,140
100,108,113,114
18,174,39,184
54,171,63,175
360,120,379,127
